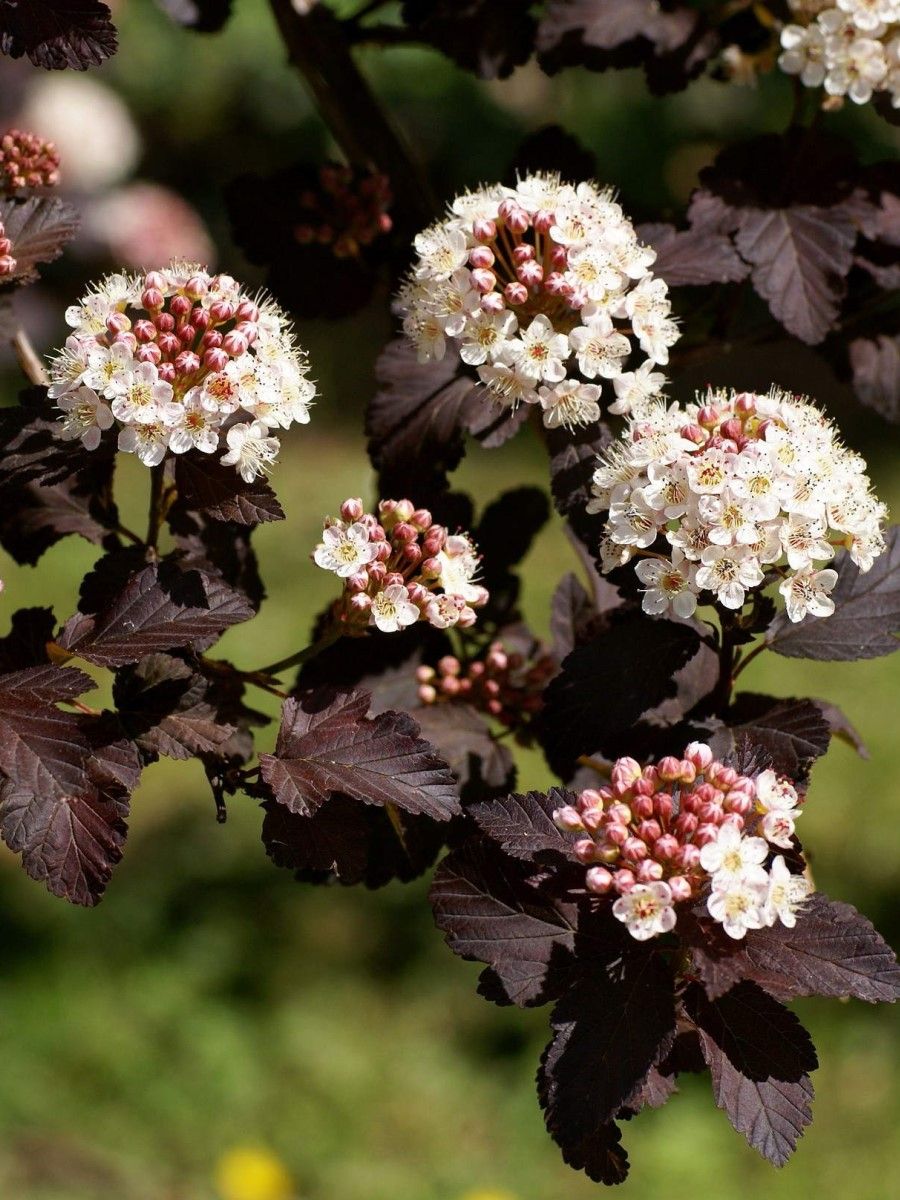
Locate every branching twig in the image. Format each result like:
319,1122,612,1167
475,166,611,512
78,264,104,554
12,326,48,387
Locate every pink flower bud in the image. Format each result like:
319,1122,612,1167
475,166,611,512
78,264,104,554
637,820,661,843
114,332,137,352
579,788,605,810
406,583,428,605
698,800,723,825
613,869,635,894
517,260,543,287
553,806,584,832
471,268,496,294
156,312,175,333
735,392,756,414
680,791,701,816
636,860,664,883
438,656,460,677
657,756,681,783
498,199,529,233
622,837,648,862
136,343,162,365
368,562,387,585
170,294,191,318
681,423,707,445
236,300,260,322
724,790,752,816
605,802,632,826
175,351,201,376
142,287,164,310
694,823,719,847
341,497,365,521
415,665,435,683
684,742,713,771
422,529,446,555
473,218,496,242
346,571,368,593
574,839,600,864
668,876,692,902
673,812,698,841
678,760,697,784
720,418,743,442
457,607,477,628
469,246,495,270
653,793,674,825
177,324,196,347
504,282,528,306
349,594,371,613
392,521,416,543
605,823,629,848
222,330,248,357
133,319,157,342
677,844,702,870
474,293,507,322
611,757,642,790
441,676,461,697
185,274,209,300
653,834,680,861
203,348,230,373
201,329,223,350
512,244,535,265
631,795,654,821
401,544,422,567
721,813,744,833
534,209,555,234
543,272,570,296
418,684,437,704
632,777,654,797
106,311,131,335
193,308,211,333
143,270,165,290
419,556,441,578
582,807,604,833
411,508,432,531
158,362,176,384
209,299,235,324
158,332,180,357
585,867,613,895
697,406,719,429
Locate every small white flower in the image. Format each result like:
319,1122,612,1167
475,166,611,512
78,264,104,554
313,522,377,578
56,386,114,451
163,395,222,455
762,856,813,929
459,309,517,367
612,882,677,941
110,363,174,425
477,363,540,409
82,341,135,398
778,566,839,622
425,593,466,629
220,420,280,482
707,876,767,939
437,534,483,603
609,361,666,416
370,583,420,633
117,421,169,467
634,551,698,618
755,770,800,814
538,379,601,429
699,823,769,885
508,315,570,383
762,811,797,849
695,545,764,609
568,313,631,379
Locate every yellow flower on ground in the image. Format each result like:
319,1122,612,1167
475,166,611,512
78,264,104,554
214,1144,294,1200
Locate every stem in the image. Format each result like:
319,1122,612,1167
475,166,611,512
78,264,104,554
267,0,434,225
576,754,612,778
384,801,409,857
254,624,343,680
145,460,167,550
12,326,48,387
712,614,738,714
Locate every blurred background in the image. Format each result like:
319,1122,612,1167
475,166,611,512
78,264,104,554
0,2,898,1198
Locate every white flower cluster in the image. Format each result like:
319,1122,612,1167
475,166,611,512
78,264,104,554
780,0,900,106
588,387,887,623
396,173,677,430
50,263,315,480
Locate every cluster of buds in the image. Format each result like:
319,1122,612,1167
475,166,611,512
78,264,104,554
313,498,489,635
554,744,812,942
396,173,677,430
49,261,315,477
780,0,900,107
0,128,60,191
416,639,556,735
294,164,393,259
0,218,15,277
589,386,887,622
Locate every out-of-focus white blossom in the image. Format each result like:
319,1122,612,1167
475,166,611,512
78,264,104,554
780,1,900,107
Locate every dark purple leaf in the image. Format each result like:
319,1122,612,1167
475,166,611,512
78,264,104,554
173,453,284,524
0,607,57,671
0,0,117,69
401,0,536,80
539,611,703,776
686,982,816,1166
538,954,676,1140
638,220,748,287
814,700,868,757
0,195,79,282
431,839,580,1007
558,1123,629,1185
733,205,856,345
467,788,580,863
767,526,900,660
547,420,611,552
687,894,900,1004
849,335,900,424
58,553,255,667
508,125,597,184
113,653,236,762
413,704,515,800
260,688,460,820
726,694,831,780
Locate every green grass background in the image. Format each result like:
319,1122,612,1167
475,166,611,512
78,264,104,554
0,2,898,1197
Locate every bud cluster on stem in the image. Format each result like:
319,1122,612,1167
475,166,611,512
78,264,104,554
294,164,393,259
0,128,60,191
553,744,812,941
313,497,489,635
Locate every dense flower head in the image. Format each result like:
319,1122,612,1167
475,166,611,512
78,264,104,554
396,173,676,429
313,498,489,635
588,386,887,622
779,0,900,107
416,637,556,733
293,164,393,259
0,218,15,277
48,262,315,477
0,128,60,191
553,744,813,942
